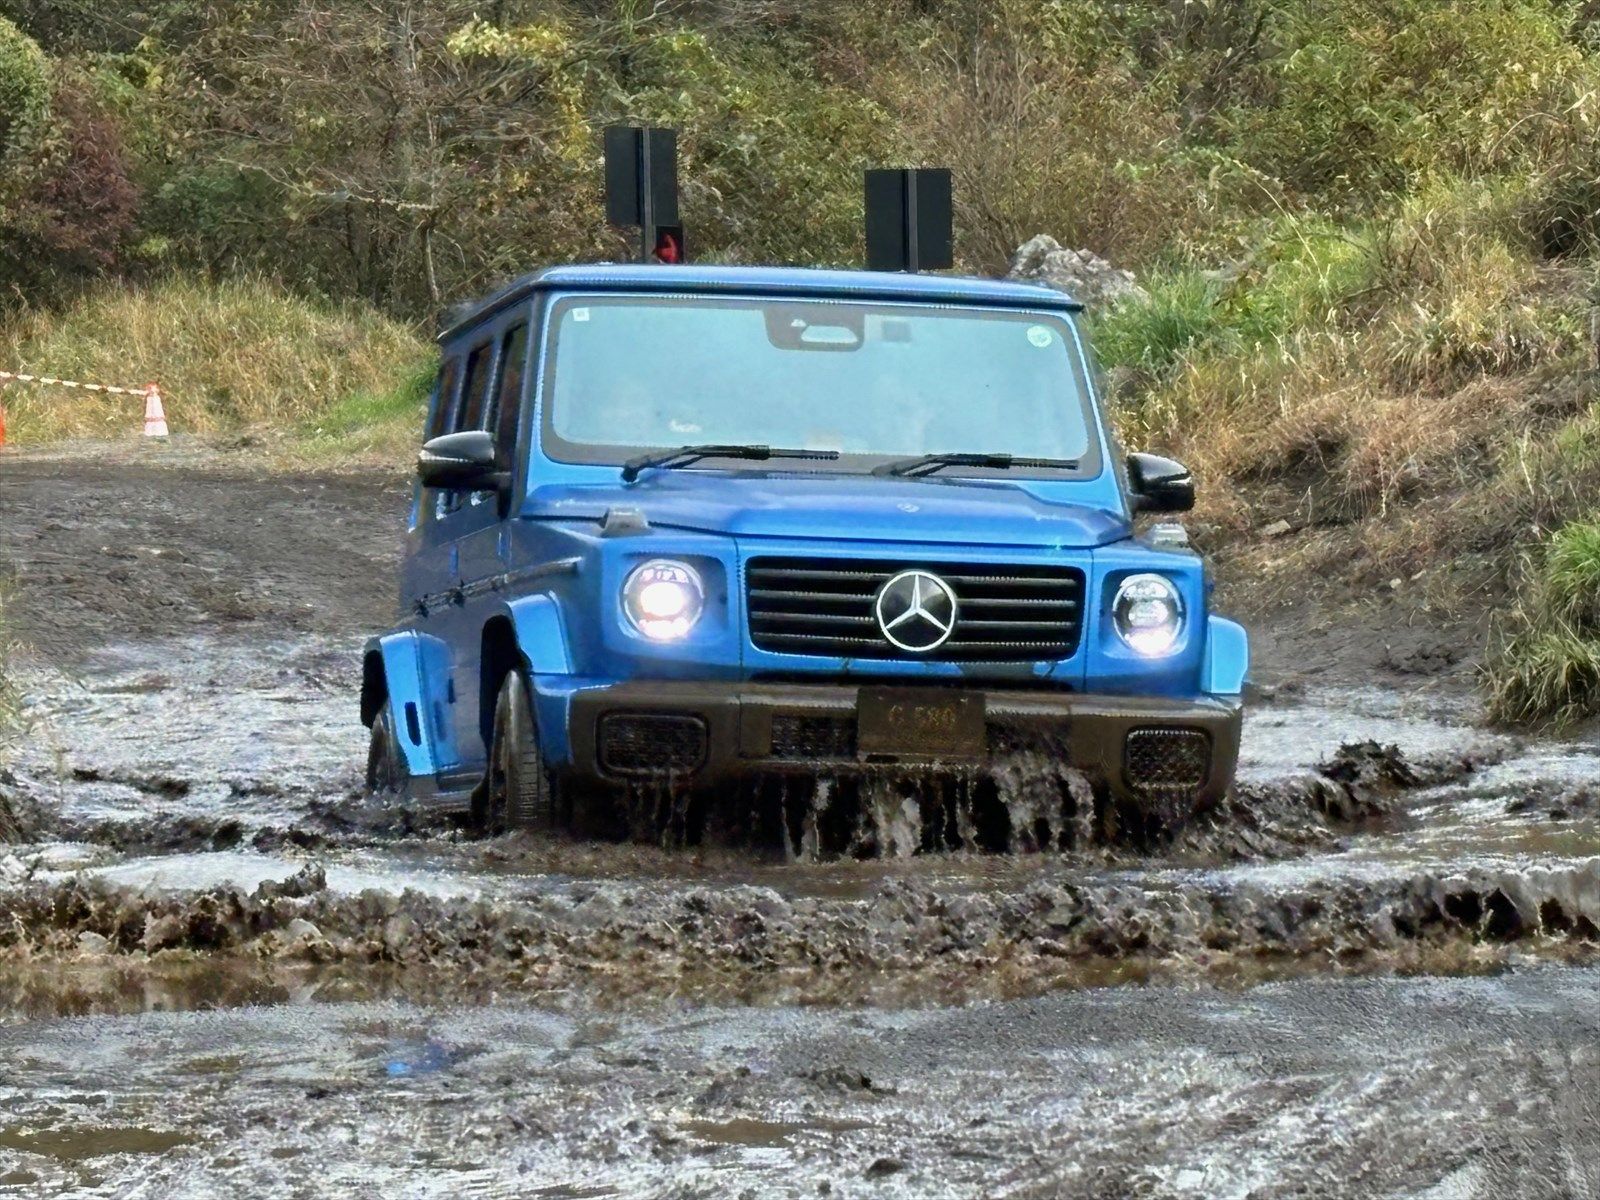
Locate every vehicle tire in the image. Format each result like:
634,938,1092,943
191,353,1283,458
366,705,406,798
480,669,555,834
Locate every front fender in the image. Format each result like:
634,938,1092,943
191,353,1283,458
506,592,574,676
363,630,456,777
1202,616,1249,696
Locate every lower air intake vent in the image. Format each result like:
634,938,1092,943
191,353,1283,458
1123,727,1211,793
598,713,708,777
769,714,857,761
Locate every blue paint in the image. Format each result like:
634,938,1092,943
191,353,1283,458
1203,617,1250,696
365,632,437,776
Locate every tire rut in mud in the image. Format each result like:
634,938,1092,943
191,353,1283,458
4,843,1599,1007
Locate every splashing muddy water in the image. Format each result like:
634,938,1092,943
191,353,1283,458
5,637,1600,1002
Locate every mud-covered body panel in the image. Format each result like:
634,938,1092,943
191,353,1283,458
562,679,1242,815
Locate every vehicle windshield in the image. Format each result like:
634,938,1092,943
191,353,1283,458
541,296,1099,475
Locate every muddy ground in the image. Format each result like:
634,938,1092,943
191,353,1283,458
2,443,1600,1197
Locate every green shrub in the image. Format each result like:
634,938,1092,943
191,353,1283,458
0,17,48,163
1487,520,1600,726
1222,0,1585,204
1540,521,1600,631
1093,271,1233,377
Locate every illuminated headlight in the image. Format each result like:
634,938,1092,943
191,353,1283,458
623,560,705,642
1113,573,1185,657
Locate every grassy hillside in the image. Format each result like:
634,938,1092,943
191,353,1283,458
1083,180,1600,723
0,276,434,451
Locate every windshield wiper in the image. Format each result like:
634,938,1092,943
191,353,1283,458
872,452,1080,479
621,443,841,483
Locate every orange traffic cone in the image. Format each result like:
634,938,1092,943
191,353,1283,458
143,383,169,439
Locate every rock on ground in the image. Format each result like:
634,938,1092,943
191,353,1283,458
1007,234,1148,307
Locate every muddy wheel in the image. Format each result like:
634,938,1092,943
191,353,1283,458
365,706,405,798
478,669,555,834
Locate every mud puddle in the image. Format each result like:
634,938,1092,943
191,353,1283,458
1,968,1598,1198
9,641,1600,1010
8,635,368,831
1238,683,1505,775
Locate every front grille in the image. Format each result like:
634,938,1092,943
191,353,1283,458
1124,728,1211,793
597,713,708,777
746,557,1084,661
769,714,857,760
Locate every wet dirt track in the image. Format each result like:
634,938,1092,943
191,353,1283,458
3,445,1600,1197
3,969,1599,1199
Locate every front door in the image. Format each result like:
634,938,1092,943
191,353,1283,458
454,317,532,760
417,336,497,779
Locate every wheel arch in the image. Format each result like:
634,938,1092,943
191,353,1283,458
361,631,447,778
478,615,525,753
360,647,388,729
475,593,574,761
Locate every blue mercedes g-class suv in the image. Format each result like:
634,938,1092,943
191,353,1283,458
361,263,1248,842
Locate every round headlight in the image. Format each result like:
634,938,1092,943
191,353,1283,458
1113,573,1184,657
623,560,705,642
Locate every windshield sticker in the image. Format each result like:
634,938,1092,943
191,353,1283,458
572,307,590,323
1027,325,1053,348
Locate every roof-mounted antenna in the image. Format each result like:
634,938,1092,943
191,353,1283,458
865,168,953,273
605,126,684,264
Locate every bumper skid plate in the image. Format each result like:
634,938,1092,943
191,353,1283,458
568,682,1241,812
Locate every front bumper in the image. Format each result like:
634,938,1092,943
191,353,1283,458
565,681,1242,814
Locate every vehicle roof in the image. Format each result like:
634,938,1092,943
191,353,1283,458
438,263,1082,342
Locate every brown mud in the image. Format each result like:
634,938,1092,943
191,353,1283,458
2,443,1599,1196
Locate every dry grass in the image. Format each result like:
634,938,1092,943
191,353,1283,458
1103,183,1592,561
0,275,433,445
1093,181,1600,727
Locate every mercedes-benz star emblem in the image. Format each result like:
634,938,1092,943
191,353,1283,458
875,570,959,653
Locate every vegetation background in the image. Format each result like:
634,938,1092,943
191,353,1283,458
4,0,1600,722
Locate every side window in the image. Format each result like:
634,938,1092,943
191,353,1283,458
457,342,495,433
426,357,462,440
431,342,492,522
487,322,529,463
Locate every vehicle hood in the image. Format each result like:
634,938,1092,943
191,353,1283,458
526,473,1131,550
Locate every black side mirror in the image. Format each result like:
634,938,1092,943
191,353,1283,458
419,430,502,491
1128,452,1194,514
